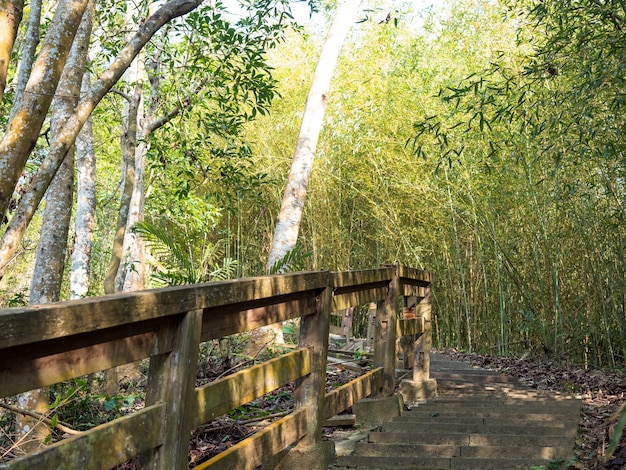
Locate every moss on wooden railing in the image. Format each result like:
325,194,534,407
0,266,432,470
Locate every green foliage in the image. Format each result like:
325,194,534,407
268,245,312,274
0,288,28,308
133,219,238,286
47,377,145,432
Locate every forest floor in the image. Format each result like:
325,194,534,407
436,349,626,470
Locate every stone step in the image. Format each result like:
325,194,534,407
415,400,582,411
381,421,578,437
392,412,578,426
431,372,521,383
332,455,558,469
329,353,579,470
353,442,573,460
436,382,525,392
424,395,582,405
367,430,576,448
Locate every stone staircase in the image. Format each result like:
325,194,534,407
331,353,582,469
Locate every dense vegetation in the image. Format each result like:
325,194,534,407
0,0,624,371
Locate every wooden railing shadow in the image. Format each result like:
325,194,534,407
0,265,432,470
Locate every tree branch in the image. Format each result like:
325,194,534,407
0,401,81,435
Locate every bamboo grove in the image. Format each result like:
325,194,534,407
1,0,624,370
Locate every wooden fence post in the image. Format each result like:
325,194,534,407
294,285,332,447
142,309,203,469
272,284,334,469
374,267,400,397
399,282,437,401
415,286,432,382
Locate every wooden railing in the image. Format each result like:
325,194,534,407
0,265,432,470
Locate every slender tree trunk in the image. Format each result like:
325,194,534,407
16,2,92,451
118,20,193,293
8,0,40,120
0,0,204,280
0,0,24,102
266,0,363,269
120,125,147,292
70,71,96,299
107,64,142,295
244,0,363,355
0,0,89,221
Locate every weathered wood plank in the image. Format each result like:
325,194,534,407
323,368,384,419
195,272,329,310
0,272,330,349
331,268,394,289
143,310,203,469
193,349,311,427
397,266,432,283
0,325,173,398
3,404,165,470
201,293,318,340
374,270,400,397
401,284,427,298
397,317,423,338
293,285,332,448
0,289,196,349
195,409,307,470
332,286,388,311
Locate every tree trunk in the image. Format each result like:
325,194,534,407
266,0,363,270
106,63,142,295
244,0,363,355
120,122,148,292
0,0,204,280
16,2,92,451
120,16,162,293
0,0,89,221
7,0,39,121
0,0,24,102
70,71,96,299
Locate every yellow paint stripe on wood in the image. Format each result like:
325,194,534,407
5,404,165,470
323,367,384,419
193,349,311,427
195,409,307,470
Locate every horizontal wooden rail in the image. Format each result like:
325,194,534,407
0,266,432,470
323,367,384,419
398,317,424,337
6,404,166,470
193,348,311,427
196,408,307,470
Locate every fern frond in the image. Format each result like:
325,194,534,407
268,245,312,275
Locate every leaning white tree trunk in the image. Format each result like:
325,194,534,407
245,0,363,355
267,0,363,268
7,0,39,120
17,2,93,451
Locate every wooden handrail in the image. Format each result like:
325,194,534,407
0,265,432,470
